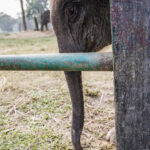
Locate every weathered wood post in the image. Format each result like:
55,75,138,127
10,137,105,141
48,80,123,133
111,0,150,150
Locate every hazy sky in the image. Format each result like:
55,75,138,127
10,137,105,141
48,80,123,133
0,0,26,18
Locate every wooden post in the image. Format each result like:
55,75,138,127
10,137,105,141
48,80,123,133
111,0,150,150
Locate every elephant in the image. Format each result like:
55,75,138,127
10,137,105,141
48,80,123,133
50,0,112,149
40,10,50,31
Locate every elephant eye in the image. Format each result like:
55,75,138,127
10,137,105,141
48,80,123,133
65,2,81,23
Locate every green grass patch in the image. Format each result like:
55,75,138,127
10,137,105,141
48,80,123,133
0,128,68,150
0,36,58,54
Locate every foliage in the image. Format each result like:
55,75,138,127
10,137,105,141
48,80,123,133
0,15,16,32
26,0,49,20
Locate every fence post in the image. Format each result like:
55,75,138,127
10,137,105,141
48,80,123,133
111,0,150,150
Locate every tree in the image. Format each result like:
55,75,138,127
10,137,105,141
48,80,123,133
26,0,49,30
26,0,49,18
0,14,16,32
20,0,27,31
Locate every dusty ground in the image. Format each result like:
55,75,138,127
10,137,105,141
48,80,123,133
0,31,115,150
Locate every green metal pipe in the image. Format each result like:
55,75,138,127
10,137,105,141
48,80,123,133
0,52,113,71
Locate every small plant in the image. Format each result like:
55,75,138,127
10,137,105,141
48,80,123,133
85,88,99,97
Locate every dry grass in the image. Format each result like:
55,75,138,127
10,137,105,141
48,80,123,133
0,31,115,150
2,30,54,39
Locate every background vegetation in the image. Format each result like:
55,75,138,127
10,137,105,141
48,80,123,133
0,0,49,32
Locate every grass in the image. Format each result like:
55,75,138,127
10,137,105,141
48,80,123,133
0,36,58,54
0,128,68,150
0,32,115,150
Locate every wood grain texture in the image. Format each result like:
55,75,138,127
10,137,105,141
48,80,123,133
111,0,150,150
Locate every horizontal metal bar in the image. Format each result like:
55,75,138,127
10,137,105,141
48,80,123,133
0,52,113,71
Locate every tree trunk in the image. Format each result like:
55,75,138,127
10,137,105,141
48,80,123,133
34,17,39,31
20,0,27,31
111,0,150,150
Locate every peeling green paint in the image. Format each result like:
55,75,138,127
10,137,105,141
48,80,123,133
0,53,113,71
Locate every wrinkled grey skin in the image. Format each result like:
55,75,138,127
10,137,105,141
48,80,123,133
51,0,111,149
40,10,50,31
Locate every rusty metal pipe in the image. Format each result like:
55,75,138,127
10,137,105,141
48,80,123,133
0,52,113,71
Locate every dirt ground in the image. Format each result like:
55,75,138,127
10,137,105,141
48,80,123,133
0,31,115,150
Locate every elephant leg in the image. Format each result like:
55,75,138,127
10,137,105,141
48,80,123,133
41,24,43,31
65,71,84,150
45,24,48,30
